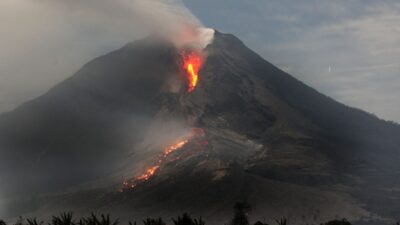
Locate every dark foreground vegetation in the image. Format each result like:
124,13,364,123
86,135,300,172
0,202,395,225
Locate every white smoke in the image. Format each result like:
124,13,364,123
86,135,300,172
44,0,214,48
129,0,215,48
0,0,214,114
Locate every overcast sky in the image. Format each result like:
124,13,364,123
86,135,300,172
0,0,399,122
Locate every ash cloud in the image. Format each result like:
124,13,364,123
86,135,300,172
128,0,214,49
0,0,213,116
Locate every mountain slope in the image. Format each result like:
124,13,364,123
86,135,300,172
1,31,400,223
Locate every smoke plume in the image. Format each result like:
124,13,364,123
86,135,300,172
0,0,214,115
129,0,215,48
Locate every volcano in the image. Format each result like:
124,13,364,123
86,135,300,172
1,31,400,224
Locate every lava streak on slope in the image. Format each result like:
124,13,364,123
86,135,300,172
121,128,207,191
182,51,204,92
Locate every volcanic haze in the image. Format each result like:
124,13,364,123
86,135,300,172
0,31,400,225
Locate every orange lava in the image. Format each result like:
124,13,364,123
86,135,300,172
121,128,207,191
163,140,189,156
183,52,203,92
136,165,160,181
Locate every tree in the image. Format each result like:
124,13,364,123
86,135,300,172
253,221,268,225
323,219,351,225
231,201,251,225
274,218,287,225
80,214,119,225
51,212,75,225
142,218,165,225
26,218,43,225
172,213,205,225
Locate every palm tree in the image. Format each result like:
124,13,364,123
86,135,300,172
274,218,287,225
172,213,205,225
51,212,75,225
80,214,119,225
26,218,43,225
142,218,165,225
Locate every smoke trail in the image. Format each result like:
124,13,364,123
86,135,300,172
129,0,214,48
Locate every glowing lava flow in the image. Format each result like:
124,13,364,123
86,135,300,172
135,165,160,182
163,140,189,156
183,52,203,92
121,128,207,191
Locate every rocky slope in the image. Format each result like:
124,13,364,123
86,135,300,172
1,31,400,224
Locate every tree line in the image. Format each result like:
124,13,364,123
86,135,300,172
0,201,377,225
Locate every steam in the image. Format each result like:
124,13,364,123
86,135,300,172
0,0,214,115
47,0,214,48
44,0,214,48
130,0,215,49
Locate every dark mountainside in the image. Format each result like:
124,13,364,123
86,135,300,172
1,31,400,224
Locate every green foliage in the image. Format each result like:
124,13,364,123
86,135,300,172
51,212,75,225
172,213,204,225
231,201,251,225
142,218,165,225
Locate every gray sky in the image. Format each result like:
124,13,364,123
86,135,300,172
185,0,400,123
0,0,399,122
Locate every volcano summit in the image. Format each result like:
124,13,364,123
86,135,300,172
1,31,400,224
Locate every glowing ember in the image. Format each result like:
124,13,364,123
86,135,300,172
163,140,189,156
136,165,160,181
183,52,203,92
121,128,208,191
